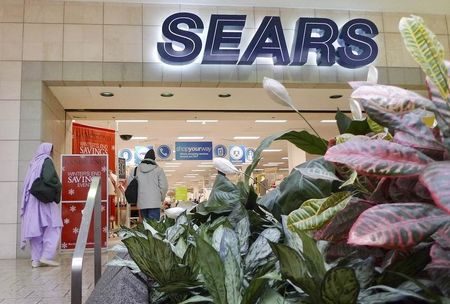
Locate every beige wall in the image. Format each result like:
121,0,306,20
0,0,449,259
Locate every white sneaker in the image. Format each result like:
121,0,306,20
31,261,41,268
39,258,60,267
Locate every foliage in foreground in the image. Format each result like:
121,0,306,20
110,15,450,304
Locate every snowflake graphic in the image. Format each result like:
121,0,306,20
69,205,77,212
63,218,70,225
101,205,106,212
111,146,115,151
68,189,75,196
102,226,107,233
62,166,65,172
61,242,67,249
73,227,79,234
101,166,107,173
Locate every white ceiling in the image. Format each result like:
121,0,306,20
65,0,450,15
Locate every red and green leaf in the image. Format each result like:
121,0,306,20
351,84,436,114
420,162,450,214
315,199,374,242
348,203,448,249
427,242,450,296
325,139,433,177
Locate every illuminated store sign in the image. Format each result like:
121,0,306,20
157,13,378,69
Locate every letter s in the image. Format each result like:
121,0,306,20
157,12,204,64
337,19,379,69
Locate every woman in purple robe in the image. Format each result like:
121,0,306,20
21,143,63,268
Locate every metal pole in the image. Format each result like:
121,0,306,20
94,177,102,285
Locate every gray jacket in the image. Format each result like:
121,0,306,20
135,161,168,209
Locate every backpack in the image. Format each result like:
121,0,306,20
125,167,138,206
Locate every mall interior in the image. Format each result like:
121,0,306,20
0,0,450,303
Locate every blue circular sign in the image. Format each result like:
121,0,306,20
214,144,228,157
245,148,255,162
118,148,133,163
157,145,171,159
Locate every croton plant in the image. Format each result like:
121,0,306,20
110,16,450,304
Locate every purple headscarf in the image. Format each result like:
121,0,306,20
21,143,53,216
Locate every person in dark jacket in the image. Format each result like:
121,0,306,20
21,143,62,268
136,149,168,220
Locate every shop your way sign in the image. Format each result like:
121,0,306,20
157,13,378,69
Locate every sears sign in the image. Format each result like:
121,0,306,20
157,13,378,69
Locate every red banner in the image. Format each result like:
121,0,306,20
72,122,116,172
60,155,108,250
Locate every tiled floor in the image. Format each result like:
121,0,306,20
0,251,114,304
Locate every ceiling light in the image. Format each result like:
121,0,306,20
178,136,205,140
279,168,290,171
218,93,231,98
185,175,198,178
200,162,213,165
254,169,264,171
116,120,148,123
186,120,218,124
320,120,337,123
263,163,278,167
329,94,343,99
198,164,213,168
165,162,182,165
192,169,206,172
100,92,114,97
266,162,285,165
161,92,174,97
263,149,282,152
131,136,147,140
165,174,172,177
281,157,289,160
186,173,198,176
233,136,260,140
255,120,287,123
164,169,176,172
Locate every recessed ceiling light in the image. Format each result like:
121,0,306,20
192,169,206,172
233,136,260,140
281,157,289,160
320,120,337,123
178,136,205,140
266,162,285,165
218,93,231,98
131,136,147,140
262,149,282,152
198,164,213,168
329,94,343,99
263,163,278,167
279,168,290,171
254,168,264,171
100,92,114,97
161,92,174,97
255,120,287,123
185,175,198,178
116,120,148,123
186,120,218,124
164,169,176,172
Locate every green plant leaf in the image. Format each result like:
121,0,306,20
212,226,240,261
360,284,431,303
196,237,228,304
241,274,272,304
427,225,450,297
178,295,214,304
205,174,240,213
400,15,449,100
420,161,450,214
244,228,281,275
296,230,327,283
336,109,352,134
224,250,243,304
277,130,328,155
321,267,359,304
259,289,286,304
314,199,373,242
348,203,448,249
295,166,341,182
270,242,320,302
235,215,251,255
367,116,385,134
339,170,358,189
287,192,352,232
325,139,433,177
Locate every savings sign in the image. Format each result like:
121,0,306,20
157,13,378,68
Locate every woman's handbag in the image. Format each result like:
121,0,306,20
30,166,59,204
125,167,138,206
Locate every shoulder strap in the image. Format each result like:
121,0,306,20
134,166,137,177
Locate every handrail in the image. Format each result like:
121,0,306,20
71,176,102,304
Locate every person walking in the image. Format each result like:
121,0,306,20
136,149,168,220
20,143,63,268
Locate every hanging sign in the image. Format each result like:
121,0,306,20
60,155,108,250
157,145,171,159
214,144,228,158
175,186,188,201
118,157,126,180
158,13,378,69
175,142,213,160
245,148,255,163
72,122,116,171
229,145,246,163
118,148,133,165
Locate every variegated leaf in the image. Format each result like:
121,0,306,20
348,203,448,249
325,139,433,176
295,167,342,182
400,15,449,100
351,84,436,114
420,162,450,214
321,267,359,304
287,192,352,232
427,242,450,296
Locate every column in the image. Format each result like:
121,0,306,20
287,143,306,172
